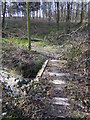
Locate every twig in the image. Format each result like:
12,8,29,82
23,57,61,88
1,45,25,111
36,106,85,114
58,34,72,38
70,24,88,34
58,23,88,39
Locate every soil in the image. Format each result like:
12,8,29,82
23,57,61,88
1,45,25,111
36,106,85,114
2,42,47,78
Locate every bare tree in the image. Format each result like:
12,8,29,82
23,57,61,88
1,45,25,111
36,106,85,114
80,0,84,23
48,2,52,25
66,2,70,33
2,0,6,29
60,2,64,22
26,1,31,50
75,2,80,23
63,2,67,22
56,2,60,30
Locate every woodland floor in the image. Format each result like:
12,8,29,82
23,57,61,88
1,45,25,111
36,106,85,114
1,18,90,119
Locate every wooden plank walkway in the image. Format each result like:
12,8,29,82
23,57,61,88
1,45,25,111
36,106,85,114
41,59,70,118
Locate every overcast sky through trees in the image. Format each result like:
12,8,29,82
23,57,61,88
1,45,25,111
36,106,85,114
1,0,90,18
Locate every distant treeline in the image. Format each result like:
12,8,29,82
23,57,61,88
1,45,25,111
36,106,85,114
2,1,89,23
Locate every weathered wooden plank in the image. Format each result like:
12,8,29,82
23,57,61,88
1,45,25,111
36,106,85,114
35,60,49,81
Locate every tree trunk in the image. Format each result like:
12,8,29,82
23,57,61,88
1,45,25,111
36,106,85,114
80,1,84,23
70,1,73,22
64,3,66,22
66,2,70,33
60,3,63,22
57,2,60,31
48,2,52,25
75,2,79,23
2,1,6,29
26,1,31,50
36,10,38,18
32,11,35,19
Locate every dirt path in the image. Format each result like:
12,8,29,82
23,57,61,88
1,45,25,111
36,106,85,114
41,59,70,118
31,42,61,59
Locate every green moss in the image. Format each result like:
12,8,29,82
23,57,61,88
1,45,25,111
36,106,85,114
35,41,47,47
3,38,28,47
72,111,77,118
68,83,77,90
